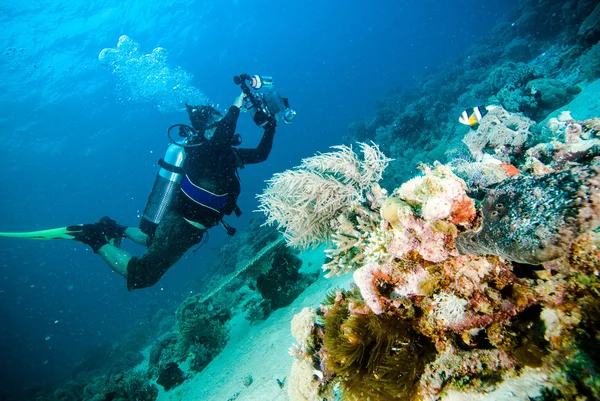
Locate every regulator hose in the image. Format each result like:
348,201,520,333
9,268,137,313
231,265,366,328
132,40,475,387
167,124,205,148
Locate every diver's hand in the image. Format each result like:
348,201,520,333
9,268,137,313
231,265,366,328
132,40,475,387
264,116,277,131
233,91,245,109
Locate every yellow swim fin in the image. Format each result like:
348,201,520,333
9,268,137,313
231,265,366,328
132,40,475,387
0,225,83,240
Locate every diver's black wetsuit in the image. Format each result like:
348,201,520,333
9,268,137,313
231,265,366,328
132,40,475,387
180,106,276,225
126,106,276,291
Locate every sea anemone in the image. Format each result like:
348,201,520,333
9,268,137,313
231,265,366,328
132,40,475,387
321,288,435,400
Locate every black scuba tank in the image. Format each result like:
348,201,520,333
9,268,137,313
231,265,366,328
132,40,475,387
139,143,186,236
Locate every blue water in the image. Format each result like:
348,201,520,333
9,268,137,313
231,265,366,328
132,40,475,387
0,0,517,398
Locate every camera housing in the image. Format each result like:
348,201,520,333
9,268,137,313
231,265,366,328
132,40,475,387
233,74,296,126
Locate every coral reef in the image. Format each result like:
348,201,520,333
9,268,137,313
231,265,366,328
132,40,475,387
174,299,230,372
31,369,159,401
199,233,317,321
526,78,580,120
344,0,598,187
280,107,600,400
581,41,600,81
579,4,600,45
149,332,179,374
31,2,600,399
322,193,388,277
26,305,174,401
489,62,539,115
135,223,319,393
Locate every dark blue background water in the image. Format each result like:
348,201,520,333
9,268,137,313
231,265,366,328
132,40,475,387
0,0,517,397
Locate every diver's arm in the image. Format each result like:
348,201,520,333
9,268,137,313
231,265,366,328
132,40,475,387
236,121,276,165
210,92,246,148
210,105,240,149
210,92,244,148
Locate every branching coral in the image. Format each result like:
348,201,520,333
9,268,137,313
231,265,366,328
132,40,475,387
322,201,391,277
257,142,392,249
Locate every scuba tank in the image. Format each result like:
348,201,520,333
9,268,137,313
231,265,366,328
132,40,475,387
139,142,186,236
139,118,245,237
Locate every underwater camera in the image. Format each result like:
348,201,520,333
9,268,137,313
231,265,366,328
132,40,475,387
233,73,296,126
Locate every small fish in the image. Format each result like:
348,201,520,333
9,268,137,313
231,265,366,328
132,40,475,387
459,105,490,127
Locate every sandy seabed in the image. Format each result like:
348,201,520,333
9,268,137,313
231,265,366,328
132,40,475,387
156,248,352,401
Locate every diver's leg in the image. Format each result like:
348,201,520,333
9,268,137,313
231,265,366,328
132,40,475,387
97,244,132,277
126,212,205,291
124,227,149,246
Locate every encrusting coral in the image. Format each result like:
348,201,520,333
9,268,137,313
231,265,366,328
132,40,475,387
461,105,533,163
276,107,600,400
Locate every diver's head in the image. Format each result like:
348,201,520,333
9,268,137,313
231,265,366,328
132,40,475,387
185,104,223,134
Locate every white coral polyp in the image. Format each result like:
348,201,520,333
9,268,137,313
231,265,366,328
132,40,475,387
432,292,468,327
363,227,393,264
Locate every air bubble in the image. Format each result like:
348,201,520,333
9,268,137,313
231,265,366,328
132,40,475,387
98,35,207,112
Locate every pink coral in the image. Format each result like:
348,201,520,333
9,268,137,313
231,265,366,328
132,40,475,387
389,213,456,263
353,263,386,314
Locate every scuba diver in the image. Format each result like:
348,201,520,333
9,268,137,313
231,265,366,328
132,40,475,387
1,74,296,290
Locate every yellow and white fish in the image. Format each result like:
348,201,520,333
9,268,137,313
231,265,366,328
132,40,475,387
459,105,497,127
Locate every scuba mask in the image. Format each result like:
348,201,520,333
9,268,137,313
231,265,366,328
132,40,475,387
185,104,223,133
182,104,241,146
